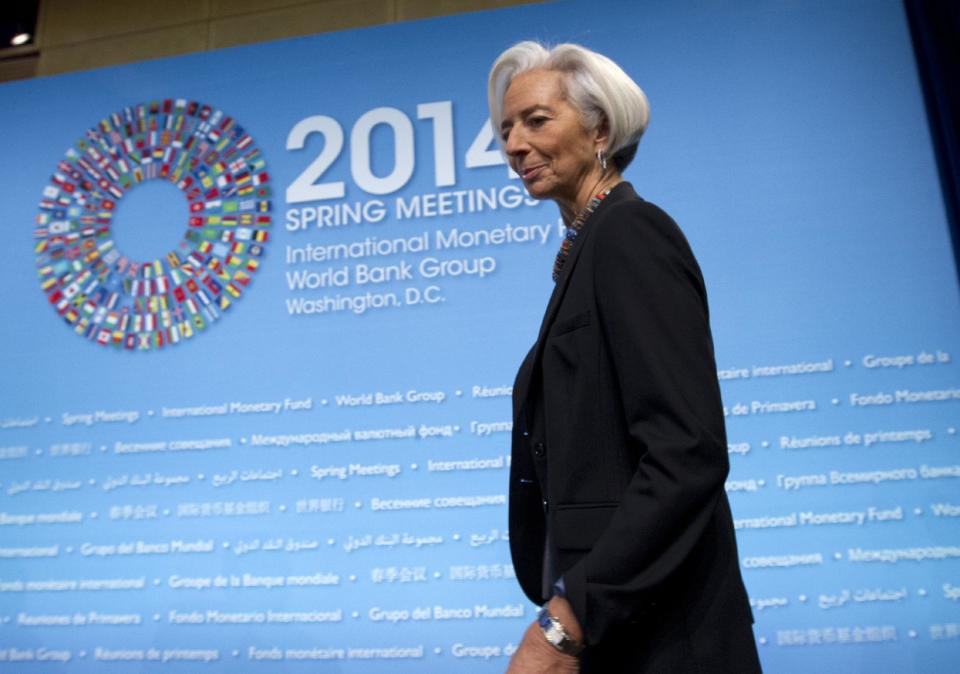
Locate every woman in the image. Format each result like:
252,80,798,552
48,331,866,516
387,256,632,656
489,42,762,673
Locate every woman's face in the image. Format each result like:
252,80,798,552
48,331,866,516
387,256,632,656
500,69,605,211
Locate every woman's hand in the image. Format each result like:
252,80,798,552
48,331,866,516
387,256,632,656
506,597,582,673
505,621,579,673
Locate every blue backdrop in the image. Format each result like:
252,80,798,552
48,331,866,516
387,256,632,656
1,0,958,671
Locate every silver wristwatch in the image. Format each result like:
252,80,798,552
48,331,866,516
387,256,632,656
537,605,584,656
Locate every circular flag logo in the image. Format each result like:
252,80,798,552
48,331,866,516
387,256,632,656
34,99,271,351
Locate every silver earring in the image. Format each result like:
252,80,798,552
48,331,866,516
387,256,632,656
597,149,607,171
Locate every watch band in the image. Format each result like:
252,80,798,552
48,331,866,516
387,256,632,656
537,605,584,656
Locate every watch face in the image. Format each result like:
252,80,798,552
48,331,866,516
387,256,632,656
538,606,579,653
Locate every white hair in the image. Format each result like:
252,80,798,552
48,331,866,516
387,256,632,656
488,41,650,171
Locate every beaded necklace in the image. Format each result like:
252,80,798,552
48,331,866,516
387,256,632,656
551,188,612,282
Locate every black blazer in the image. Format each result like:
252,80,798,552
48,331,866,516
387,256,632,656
510,183,761,672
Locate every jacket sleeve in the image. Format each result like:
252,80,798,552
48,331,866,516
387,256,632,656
563,199,731,644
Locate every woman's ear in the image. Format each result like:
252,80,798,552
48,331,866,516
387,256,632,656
594,116,611,150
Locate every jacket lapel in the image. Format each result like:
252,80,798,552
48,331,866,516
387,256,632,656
513,184,634,419
512,243,579,418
